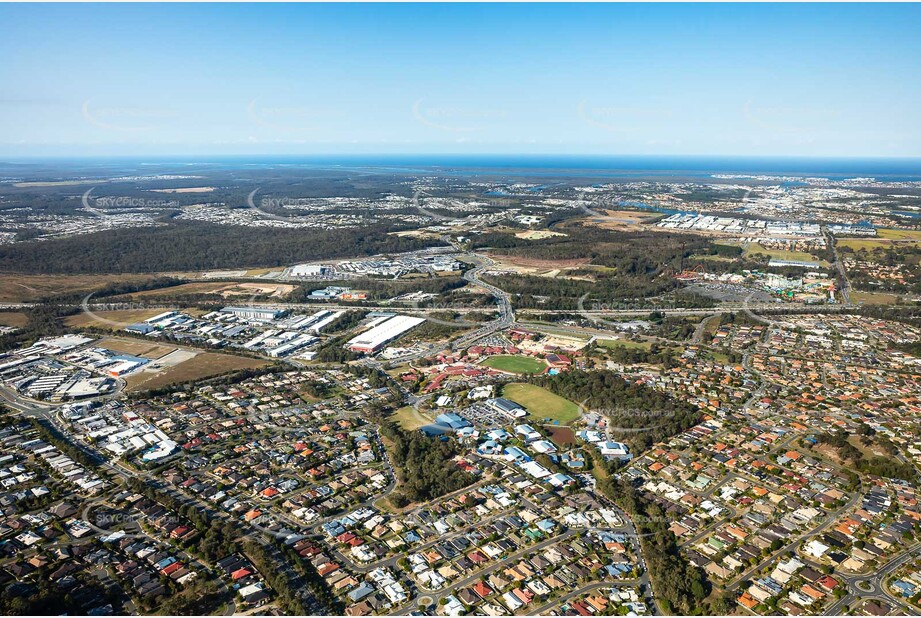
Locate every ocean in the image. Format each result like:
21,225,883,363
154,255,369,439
4,154,921,182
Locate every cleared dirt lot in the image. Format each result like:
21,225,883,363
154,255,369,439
96,337,178,359
124,351,268,392
514,230,567,240
580,210,662,231
114,281,295,299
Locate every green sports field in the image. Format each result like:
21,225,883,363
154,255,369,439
481,355,547,374
502,383,581,424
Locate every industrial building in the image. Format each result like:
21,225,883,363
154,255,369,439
288,263,331,278
265,334,318,358
124,322,156,335
219,306,285,321
346,315,425,354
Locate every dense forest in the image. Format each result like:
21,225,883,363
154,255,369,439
379,422,476,507
0,221,443,274
534,369,701,452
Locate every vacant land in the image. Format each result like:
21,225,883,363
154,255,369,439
0,273,166,303
113,281,231,298
601,209,659,223
583,209,660,231
502,382,581,424
65,309,180,330
852,290,902,305
597,338,652,350
515,325,592,347
113,281,295,300
877,228,921,241
97,337,178,359
690,253,736,262
709,351,731,364
219,282,295,298
515,230,567,240
124,352,268,392
244,267,284,276
838,238,897,251
481,355,547,375
743,242,829,266
392,406,431,431
838,235,921,251
547,426,577,447
0,311,29,328
486,253,592,277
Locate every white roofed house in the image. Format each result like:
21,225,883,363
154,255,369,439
520,461,550,479
514,424,541,442
531,439,557,454
596,440,632,461
238,582,270,605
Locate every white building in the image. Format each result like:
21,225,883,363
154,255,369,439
220,306,284,321
347,315,425,354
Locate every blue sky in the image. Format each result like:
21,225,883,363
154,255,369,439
1,3,919,158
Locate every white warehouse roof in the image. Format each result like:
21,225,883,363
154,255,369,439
347,315,425,353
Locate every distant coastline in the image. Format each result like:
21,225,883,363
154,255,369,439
3,154,921,182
